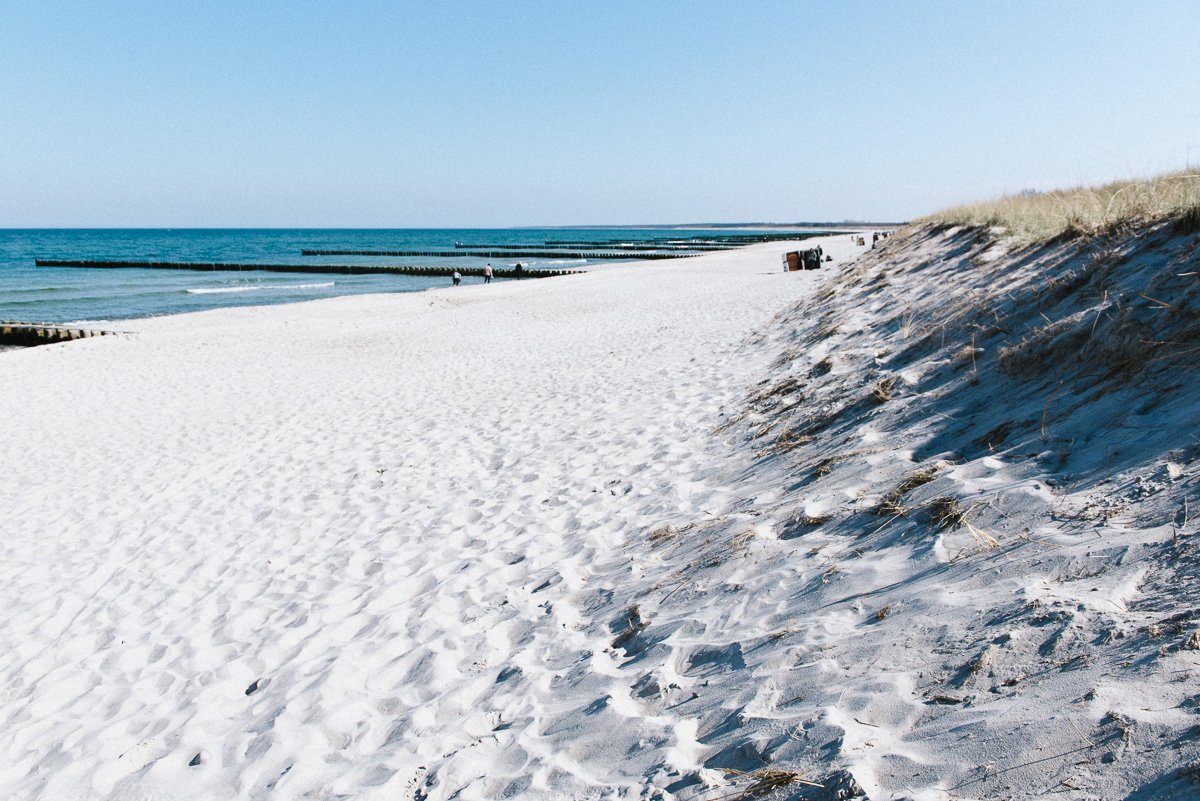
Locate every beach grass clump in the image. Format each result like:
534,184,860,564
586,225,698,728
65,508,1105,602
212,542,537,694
921,170,1200,243
927,496,966,529
875,466,940,517
954,343,982,369
870,376,896,403
754,376,804,405
648,525,679,545
772,429,814,453
720,768,822,799
1175,204,1200,234
997,305,1155,381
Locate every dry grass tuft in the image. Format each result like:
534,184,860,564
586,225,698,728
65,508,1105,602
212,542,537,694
965,520,1000,549
875,466,940,517
611,605,646,650
976,420,1014,452
997,304,1155,381
809,448,888,483
718,768,823,800
810,356,833,377
928,496,966,529
870,376,896,403
921,170,1200,243
812,456,836,479
1175,205,1200,235
954,343,982,371
648,525,679,545
753,376,804,407
731,528,758,554
772,429,814,453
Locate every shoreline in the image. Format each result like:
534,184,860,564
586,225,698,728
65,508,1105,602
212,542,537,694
2,233,864,333
1,227,842,328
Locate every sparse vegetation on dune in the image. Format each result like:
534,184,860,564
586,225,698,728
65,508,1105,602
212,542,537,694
683,199,1200,797
921,169,1200,242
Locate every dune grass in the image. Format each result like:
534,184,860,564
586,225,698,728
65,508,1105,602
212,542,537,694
921,169,1200,243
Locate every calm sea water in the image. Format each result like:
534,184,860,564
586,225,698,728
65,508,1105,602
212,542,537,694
0,228,811,324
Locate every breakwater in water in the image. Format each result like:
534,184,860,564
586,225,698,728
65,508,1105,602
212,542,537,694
0,321,116,347
299,249,693,260
34,260,581,279
452,243,734,252
541,234,832,247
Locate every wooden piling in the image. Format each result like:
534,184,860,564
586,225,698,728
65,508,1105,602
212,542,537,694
34,260,584,279
298,249,694,260
450,243,732,252
0,322,116,348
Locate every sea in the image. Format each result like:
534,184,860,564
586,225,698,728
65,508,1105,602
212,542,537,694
0,228,817,324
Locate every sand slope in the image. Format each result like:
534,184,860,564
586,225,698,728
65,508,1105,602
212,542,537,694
706,224,1200,800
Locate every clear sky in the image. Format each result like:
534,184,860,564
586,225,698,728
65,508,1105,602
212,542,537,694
2,0,1198,227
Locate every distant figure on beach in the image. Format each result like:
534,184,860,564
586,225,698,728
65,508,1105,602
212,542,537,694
513,262,525,277
801,247,822,270
452,270,462,287
483,263,493,284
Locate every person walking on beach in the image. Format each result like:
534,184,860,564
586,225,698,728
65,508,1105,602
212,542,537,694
483,263,493,284
452,270,462,287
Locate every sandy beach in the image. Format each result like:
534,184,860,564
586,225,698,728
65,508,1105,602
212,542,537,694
0,238,858,799
4,217,1199,800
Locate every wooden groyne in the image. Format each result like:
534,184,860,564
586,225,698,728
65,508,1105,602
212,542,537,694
543,234,826,246
298,249,694,260
34,259,581,279
0,321,116,348
451,243,732,252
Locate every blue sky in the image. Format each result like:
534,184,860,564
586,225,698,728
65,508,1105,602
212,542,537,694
1,1,1197,227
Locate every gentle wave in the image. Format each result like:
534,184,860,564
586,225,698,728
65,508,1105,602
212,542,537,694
185,282,335,295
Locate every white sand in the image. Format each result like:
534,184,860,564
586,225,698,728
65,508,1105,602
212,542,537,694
0,239,860,800
4,225,1198,801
